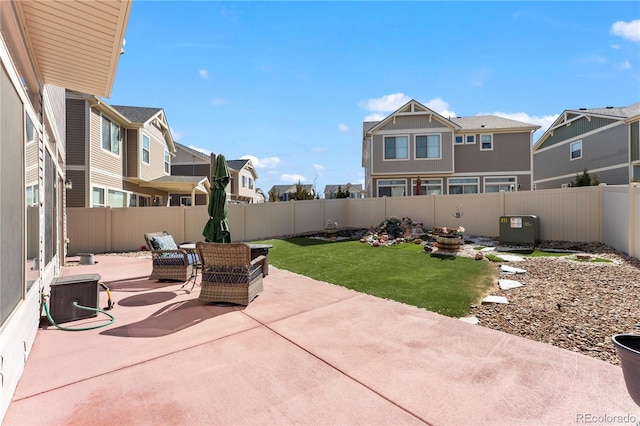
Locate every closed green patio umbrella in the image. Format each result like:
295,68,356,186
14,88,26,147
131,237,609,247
203,154,231,243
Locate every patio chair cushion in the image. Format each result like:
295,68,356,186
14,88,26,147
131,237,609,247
151,235,178,251
152,253,199,266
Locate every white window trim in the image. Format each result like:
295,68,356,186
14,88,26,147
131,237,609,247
164,150,170,174
142,133,150,165
465,134,476,145
92,186,106,207
383,135,409,161
100,115,121,157
480,134,493,151
415,133,442,160
570,140,582,161
411,177,443,195
180,196,192,206
448,177,479,194
454,135,464,145
377,179,407,197
483,176,517,192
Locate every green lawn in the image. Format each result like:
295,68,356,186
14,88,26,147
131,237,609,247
258,238,495,318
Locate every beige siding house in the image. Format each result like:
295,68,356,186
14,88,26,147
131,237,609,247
171,143,260,204
533,103,640,189
0,0,131,421
362,99,540,197
65,94,209,208
324,183,364,199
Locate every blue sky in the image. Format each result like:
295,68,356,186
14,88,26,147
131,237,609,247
107,1,640,196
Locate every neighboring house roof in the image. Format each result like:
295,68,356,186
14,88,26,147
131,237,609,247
12,1,131,97
227,159,250,170
139,175,210,195
450,115,540,132
174,142,211,162
111,106,164,124
324,184,363,193
271,184,315,194
363,99,461,137
534,101,640,151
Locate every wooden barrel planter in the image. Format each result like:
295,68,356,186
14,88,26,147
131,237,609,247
611,334,640,407
436,235,461,251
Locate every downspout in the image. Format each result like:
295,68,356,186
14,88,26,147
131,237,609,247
630,182,638,259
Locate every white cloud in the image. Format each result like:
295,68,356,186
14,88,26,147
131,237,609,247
199,69,209,79
611,44,621,50
281,174,306,183
211,97,228,106
360,94,456,120
364,113,386,122
312,163,324,171
610,19,640,42
619,60,632,70
360,93,411,112
240,155,280,169
337,123,349,132
187,144,211,155
170,127,184,141
573,55,607,65
481,111,559,136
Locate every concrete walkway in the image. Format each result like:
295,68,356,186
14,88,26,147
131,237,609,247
3,255,638,425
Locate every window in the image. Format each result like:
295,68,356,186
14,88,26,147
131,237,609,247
384,136,408,160
108,190,125,207
485,177,516,193
377,179,406,197
101,116,120,155
26,114,35,143
480,134,493,150
180,196,192,206
634,165,640,181
466,135,475,144
142,134,150,164
455,135,463,145
242,176,248,188
139,196,150,207
26,184,39,206
416,134,441,159
92,187,105,207
448,178,479,194
164,150,170,173
129,193,137,207
249,177,254,189
411,178,442,195
570,140,582,160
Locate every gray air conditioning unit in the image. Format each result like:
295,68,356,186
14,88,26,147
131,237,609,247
499,215,540,245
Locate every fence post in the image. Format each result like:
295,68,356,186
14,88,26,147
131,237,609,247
106,207,112,253
630,183,638,258
499,190,506,216
240,203,246,242
290,200,295,235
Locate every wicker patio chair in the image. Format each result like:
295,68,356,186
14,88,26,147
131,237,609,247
144,231,196,282
196,242,267,305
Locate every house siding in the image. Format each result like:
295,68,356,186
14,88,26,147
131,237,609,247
631,121,639,162
534,124,628,183
90,107,126,186
378,114,450,131
455,132,531,173
371,132,454,174
66,169,86,207
537,116,618,150
66,98,86,166
126,128,138,178
140,126,168,181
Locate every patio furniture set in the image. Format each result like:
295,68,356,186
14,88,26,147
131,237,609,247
143,231,270,305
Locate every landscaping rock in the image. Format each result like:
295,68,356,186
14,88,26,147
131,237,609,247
482,295,509,305
499,279,523,290
459,316,479,325
500,265,527,274
495,254,526,262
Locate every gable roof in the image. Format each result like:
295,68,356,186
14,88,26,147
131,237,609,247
227,159,250,171
174,142,211,162
533,101,640,151
363,99,460,137
111,106,163,124
450,115,540,132
324,183,363,193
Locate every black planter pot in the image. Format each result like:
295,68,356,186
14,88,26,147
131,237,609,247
611,334,640,407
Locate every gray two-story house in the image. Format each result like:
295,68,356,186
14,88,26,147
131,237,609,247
362,99,540,197
533,102,640,189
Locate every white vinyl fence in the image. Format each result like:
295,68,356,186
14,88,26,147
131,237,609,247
67,184,640,258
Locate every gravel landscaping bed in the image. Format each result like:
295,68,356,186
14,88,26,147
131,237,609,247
78,238,640,366
461,240,640,366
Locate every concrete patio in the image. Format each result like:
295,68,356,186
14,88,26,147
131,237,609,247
3,254,638,425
